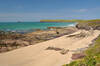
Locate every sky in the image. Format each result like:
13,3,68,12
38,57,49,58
0,0,100,22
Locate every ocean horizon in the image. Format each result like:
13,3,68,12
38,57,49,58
0,22,76,33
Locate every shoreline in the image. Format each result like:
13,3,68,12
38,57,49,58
0,22,76,34
0,21,100,66
0,29,100,66
0,26,78,53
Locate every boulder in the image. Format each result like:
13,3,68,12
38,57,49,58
0,39,29,47
60,49,69,55
94,26,100,30
71,53,86,60
13,40,29,46
76,24,91,30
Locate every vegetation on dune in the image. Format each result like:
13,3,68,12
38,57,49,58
40,19,100,27
40,19,100,22
40,19,79,22
63,35,100,66
77,19,100,27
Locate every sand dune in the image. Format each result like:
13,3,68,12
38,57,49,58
0,30,100,66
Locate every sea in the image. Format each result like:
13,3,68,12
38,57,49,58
0,22,76,33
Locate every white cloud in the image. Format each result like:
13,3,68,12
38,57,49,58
78,9,88,12
73,9,88,12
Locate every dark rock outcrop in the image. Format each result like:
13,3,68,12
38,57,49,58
0,39,29,47
76,23,100,30
72,53,86,60
76,24,91,30
94,26,100,30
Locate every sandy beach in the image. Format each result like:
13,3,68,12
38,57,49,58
0,30,100,66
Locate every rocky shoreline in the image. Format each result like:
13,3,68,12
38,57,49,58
0,26,78,53
1,23,100,54
0,27,99,66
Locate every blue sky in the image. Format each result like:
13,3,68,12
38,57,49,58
0,0,100,22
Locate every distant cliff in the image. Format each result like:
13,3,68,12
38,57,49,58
40,19,100,30
40,19,100,23
40,19,79,22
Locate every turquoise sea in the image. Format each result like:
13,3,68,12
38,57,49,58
0,22,76,33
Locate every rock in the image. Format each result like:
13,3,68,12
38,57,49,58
54,27,78,36
0,39,29,48
35,29,42,31
94,26,100,30
71,53,86,60
60,49,69,55
13,40,29,46
0,47,8,52
0,39,15,47
76,24,91,30
46,46,62,51
48,27,62,30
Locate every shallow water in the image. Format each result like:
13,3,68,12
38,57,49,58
0,22,76,33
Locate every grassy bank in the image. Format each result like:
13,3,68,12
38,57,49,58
40,19,100,27
40,19,79,22
40,19,100,23
63,35,100,66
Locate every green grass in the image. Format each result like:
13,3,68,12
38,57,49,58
40,19,100,27
40,19,78,22
40,19,100,22
64,36,100,66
